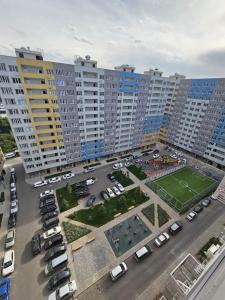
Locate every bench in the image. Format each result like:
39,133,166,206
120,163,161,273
86,236,96,244
71,242,82,252
114,213,122,218
128,206,135,210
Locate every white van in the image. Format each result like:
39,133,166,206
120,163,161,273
134,245,152,261
44,253,68,276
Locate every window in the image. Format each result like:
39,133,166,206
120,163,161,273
0,63,6,71
15,89,24,95
8,65,18,72
1,87,13,95
0,75,10,83
12,78,21,84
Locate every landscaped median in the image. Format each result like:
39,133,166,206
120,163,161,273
112,170,134,187
68,187,149,227
62,221,91,243
56,183,78,212
142,203,155,225
127,164,147,180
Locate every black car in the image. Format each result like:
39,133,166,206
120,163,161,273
40,204,57,215
32,233,41,255
10,191,17,201
45,243,67,261
86,195,96,207
107,174,116,181
43,216,59,231
42,211,58,222
100,191,109,201
76,191,90,198
8,213,17,228
39,198,55,209
153,149,159,154
40,194,55,201
75,186,89,193
10,173,16,184
168,221,183,235
48,268,71,291
44,234,63,250
194,205,203,214
74,181,87,188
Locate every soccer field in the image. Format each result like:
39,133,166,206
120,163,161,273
149,167,217,213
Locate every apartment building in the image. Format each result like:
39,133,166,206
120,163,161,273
166,78,225,168
0,47,180,174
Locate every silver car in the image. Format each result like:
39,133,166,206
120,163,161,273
5,229,16,249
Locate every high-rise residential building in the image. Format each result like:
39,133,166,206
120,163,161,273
165,78,225,168
0,47,181,174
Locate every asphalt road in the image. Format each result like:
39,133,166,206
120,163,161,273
77,200,225,300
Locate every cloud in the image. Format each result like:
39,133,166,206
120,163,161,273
73,36,92,45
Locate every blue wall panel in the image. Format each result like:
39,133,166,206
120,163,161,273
81,139,104,160
119,71,144,93
143,115,163,133
188,79,216,99
211,109,225,147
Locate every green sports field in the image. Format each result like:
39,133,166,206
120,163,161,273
148,167,217,213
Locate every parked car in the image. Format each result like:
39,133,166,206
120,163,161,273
112,186,120,196
186,211,197,221
5,229,15,249
107,173,116,181
86,195,96,207
168,221,183,235
8,214,17,229
10,173,16,184
125,156,133,161
44,253,68,276
106,188,115,198
42,211,58,222
10,192,17,202
44,234,63,250
116,183,124,192
62,173,74,180
4,152,16,159
48,280,77,300
84,167,95,173
153,154,159,159
154,232,170,247
75,186,88,192
43,226,62,240
0,278,10,300
10,183,16,193
39,198,55,209
153,149,159,154
194,205,203,214
33,180,48,188
100,191,109,201
74,181,87,188
32,233,41,255
113,162,123,170
48,268,71,291
75,190,90,198
48,177,61,184
201,198,211,207
10,201,18,214
40,204,57,215
2,250,15,276
86,178,95,185
45,244,67,262
43,217,59,231
110,262,128,281
40,190,54,199
124,162,131,167
134,245,152,262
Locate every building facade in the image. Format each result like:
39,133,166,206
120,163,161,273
0,47,181,174
166,78,225,168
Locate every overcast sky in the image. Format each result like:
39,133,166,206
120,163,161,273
1,0,225,78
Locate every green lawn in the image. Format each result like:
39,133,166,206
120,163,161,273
112,170,134,187
62,221,91,243
127,165,147,180
148,167,217,213
157,205,171,227
69,187,149,227
56,184,78,212
142,204,155,225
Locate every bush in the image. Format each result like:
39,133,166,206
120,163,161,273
157,205,171,227
106,158,118,162
112,170,134,187
142,204,155,225
83,162,101,169
62,222,91,243
127,165,147,180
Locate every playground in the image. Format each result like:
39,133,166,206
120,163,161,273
105,214,151,257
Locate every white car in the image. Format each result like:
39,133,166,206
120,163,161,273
43,226,62,240
10,182,16,193
5,152,16,159
113,162,123,170
10,201,18,214
153,154,159,159
125,162,131,167
110,262,128,281
154,232,170,247
62,172,74,180
112,186,121,196
5,229,16,249
106,188,115,198
84,167,95,173
33,180,48,188
48,280,77,300
186,211,197,221
40,190,54,198
86,179,95,185
2,250,15,276
48,177,61,184
116,183,125,192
